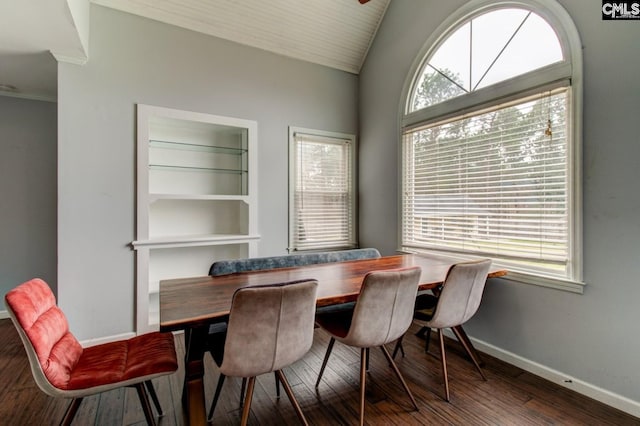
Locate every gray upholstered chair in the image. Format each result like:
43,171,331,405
314,267,422,426
395,259,492,402
207,279,318,425
206,248,382,401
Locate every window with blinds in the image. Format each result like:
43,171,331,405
289,129,356,251
402,88,569,276
400,2,583,286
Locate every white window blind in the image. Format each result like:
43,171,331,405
290,131,356,251
402,88,569,277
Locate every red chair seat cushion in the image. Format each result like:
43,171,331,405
65,332,178,390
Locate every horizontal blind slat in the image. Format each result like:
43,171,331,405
402,89,570,274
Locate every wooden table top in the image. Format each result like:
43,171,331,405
159,253,507,331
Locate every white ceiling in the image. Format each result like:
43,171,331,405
0,0,389,102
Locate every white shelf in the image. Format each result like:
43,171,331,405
149,139,248,155
149,193,250,203
134,104,258,334
132,233,261,249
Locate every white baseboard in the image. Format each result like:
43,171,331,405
464,333,640,418
80,332,137,347
0,310,8,320
79,329,183,346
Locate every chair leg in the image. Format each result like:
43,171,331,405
380,345,419,411
274,371,281,398
60,398,83,426
423,327,432,353
208,373,226,421
144,380,163,416
359,348,367,426
315,337,336,387
365,346,370,372
451,326,486,381
392,335,405,359
241,373,279,402
415,326,432,353
240,376,256,426
135,382,157,426
453,325,485,366
240,378,247,407
276,370,309,426
437,329,450,402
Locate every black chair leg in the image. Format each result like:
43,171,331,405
415,326,428,338
415,326,433,353
144,380,163,416
423,327,432,353
135,382,157,426
239,378,247,407
274,371,281,398
316,337,336,387
359,348,367,426
365,346,370,371
208,373,226,421
392,335,405,359
60,397,83,426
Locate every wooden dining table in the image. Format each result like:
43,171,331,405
159,253,507,425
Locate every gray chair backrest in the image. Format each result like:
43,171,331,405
343,267,422,348
427,259,492,329
209,248,381,276
220,279,318,378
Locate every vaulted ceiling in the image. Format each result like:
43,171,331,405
0,0,389,101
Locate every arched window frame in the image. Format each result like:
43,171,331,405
398,0,584,292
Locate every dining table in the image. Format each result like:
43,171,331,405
159,253,507,425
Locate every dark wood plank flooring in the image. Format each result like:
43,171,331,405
1,319,637,425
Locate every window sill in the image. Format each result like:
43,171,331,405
497,270,585,294
398,248,585,294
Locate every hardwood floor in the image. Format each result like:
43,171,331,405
1,318,637,425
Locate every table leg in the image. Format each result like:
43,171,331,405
183,325,208,426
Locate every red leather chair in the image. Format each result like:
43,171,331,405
4,278,179,425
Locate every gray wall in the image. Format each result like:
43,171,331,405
0,96,57,298
360,0,640,405
57,5,358,339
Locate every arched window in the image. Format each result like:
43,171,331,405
400,0,583,290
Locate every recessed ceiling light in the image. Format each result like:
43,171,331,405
0,84,18,92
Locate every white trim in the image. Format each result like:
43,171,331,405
131,234,261,249
0,91,57,103
80,332,136,347
399,247,585,293
495,269,585,294
0,310,9,320
397,0,583,287
402,63,571,129
50,51,88,66
456,332,640,418
288,126,358,253
357,0,392,72
79,329,184,347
